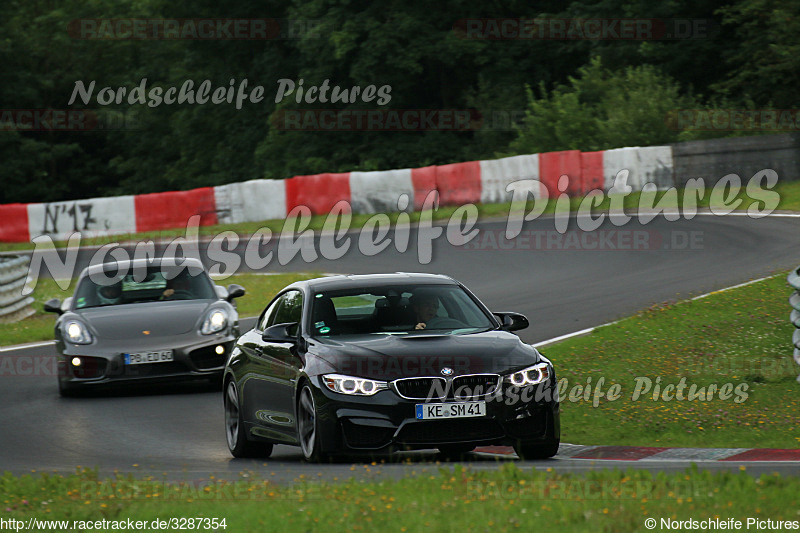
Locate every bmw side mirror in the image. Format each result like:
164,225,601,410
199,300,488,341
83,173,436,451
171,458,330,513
494,312,529,332
44,298,64,315
226,284,245,301
262,322,298,343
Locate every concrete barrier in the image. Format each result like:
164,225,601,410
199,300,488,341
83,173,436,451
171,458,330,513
134,188,218,232
672,133,800,189
410,166,437,210
350,169,414,213
540,150,582,197
638,146,675,189
0,204,29,242
603,146,674,191
6,132,800,242
214,179,287,224
435,161,481,206
580,151,605,193
27,195,137,242
285,172,351,215
480,154,541,203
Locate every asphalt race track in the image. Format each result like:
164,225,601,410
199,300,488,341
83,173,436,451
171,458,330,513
2,212,799,481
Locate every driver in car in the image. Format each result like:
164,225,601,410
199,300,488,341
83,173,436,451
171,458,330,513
160,276,191,300
411,290,440,330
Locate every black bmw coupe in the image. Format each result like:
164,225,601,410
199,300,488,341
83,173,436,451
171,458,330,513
223,273,560,461
46,257,244,396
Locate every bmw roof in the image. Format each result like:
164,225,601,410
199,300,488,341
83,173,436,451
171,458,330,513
294,272,459,292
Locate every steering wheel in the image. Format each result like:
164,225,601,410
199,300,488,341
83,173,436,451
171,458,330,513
424,317,467,329
164,289,194,300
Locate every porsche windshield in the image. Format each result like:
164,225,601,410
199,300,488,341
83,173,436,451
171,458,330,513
310,284,495,336
73,267,217,309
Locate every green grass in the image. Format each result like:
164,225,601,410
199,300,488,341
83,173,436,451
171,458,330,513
0,273,318,346
2,180,798,253
545,272,799,449
1,465,796,532
0,278,77,346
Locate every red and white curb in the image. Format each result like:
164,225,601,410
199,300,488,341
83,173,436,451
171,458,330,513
474,444,800,461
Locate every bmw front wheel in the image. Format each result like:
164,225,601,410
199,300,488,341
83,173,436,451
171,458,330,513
297,384,329,462
225,379,273,458
513,437,559,460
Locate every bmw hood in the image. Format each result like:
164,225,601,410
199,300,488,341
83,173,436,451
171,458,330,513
75,301,214,340
310,330,541,380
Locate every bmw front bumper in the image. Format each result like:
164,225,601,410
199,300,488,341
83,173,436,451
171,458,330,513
310,375,560,454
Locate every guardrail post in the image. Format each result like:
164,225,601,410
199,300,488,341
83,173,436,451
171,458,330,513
789,265,800,380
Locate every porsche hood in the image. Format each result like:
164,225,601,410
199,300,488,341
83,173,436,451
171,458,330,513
74,301,214,340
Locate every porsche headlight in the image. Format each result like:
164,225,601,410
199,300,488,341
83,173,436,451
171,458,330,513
201,308,229,335
505,363,550,387
322,374,388,396
63,320,92,345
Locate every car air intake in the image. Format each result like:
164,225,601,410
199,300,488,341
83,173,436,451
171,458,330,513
451,374,501,400
189,345,227,370
397,419,504,444
393,377,447,400
341,419,395,449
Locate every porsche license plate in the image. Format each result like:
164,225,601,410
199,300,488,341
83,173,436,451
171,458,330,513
415,401,486,420
124,350,174,365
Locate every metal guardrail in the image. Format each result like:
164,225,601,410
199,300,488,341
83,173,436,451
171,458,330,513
790,265,800,367
0,255,34,323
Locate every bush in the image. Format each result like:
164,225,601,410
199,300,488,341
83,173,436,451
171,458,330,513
508,58,697,155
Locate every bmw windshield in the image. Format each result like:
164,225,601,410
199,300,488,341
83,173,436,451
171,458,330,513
309,284,495,336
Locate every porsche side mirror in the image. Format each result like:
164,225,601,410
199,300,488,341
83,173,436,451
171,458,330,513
262,322,298,343
226,284,245,301
494,312,529,332
44,298,64,315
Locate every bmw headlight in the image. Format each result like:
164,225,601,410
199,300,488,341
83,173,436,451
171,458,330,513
322,374,388,396
505,363,550,387
63,320,92,345
201,308,229,335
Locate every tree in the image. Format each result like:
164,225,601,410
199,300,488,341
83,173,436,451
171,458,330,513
509,58,696,155
713,0,800,108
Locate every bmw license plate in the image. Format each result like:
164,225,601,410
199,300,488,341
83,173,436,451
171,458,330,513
415,401,486,420
124,350,174,365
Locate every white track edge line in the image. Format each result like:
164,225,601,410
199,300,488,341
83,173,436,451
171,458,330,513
533,274,781,348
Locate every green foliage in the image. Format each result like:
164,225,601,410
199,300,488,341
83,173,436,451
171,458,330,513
1,0,798,203
713,0,800,108
508,59,697,155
